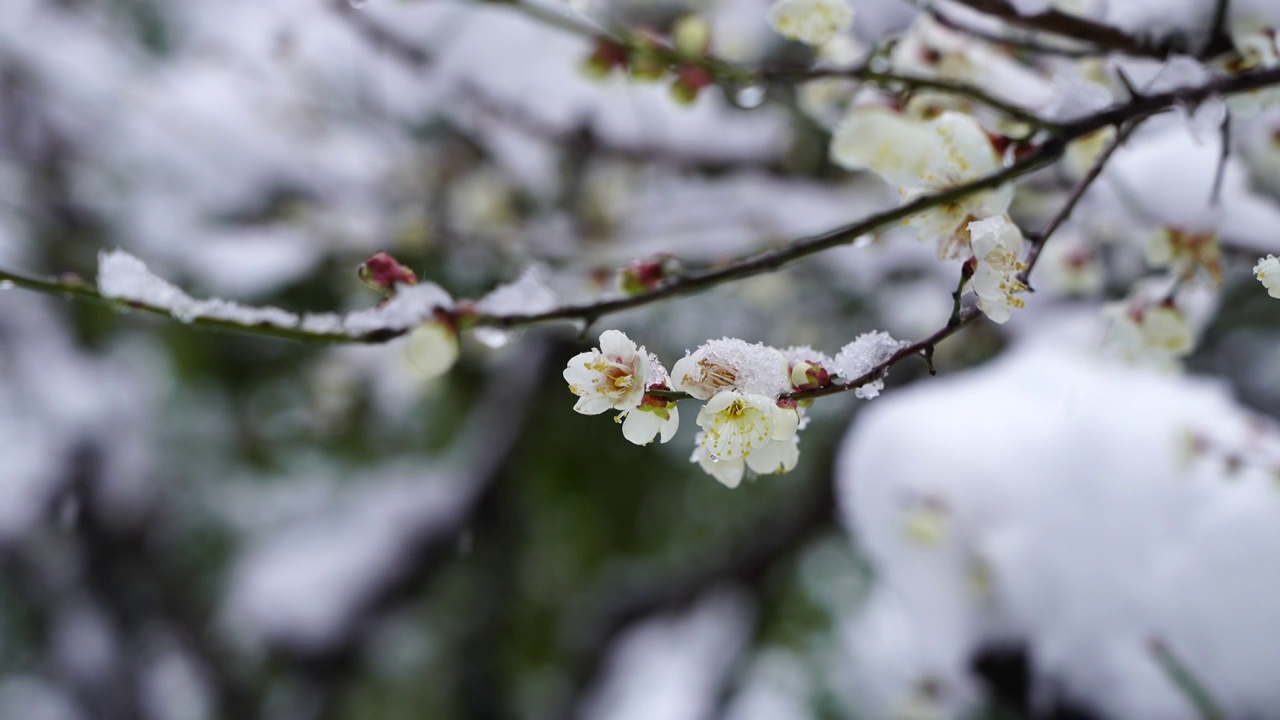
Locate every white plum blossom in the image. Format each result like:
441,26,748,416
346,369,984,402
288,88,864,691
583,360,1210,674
563,330,651,414
696,391,781,461
765,0,854,47
618,400,680,446
1226,19,1280,114
1039,232,1104,297
967,215,1027,324
1104,299,1195,368
691,436,800,488
670,338,790,400
1254,255,1280,298
833,331,909,399
831,108,1012,258
690,391,802,488
617,355,681,445
1146,227,1222,284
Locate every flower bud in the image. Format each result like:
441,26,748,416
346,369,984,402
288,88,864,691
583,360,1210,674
359,252,417,295
789,360,829,391
672,14,712,57
617,258,668,296
581,40,630,79
670,65,712,105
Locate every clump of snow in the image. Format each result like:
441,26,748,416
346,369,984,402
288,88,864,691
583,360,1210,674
341,281,454,335
98,249,301,328
672,338,792,399
99,249,456,337
836,337,1280,719
474,267,557,316
581,591,753,720
833,330,908,399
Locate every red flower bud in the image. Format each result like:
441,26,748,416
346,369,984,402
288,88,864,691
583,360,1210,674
358,252,417,295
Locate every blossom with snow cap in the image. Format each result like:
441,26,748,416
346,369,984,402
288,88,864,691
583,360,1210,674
671,338,791,400
831,108,1012,258
563,330,651,414
766,0,854,47
967,215,1027,324
1254,255,1280,299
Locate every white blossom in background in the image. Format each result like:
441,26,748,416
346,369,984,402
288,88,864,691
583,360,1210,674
831,109,1012,258
1038,231,1105,297
1254,255,1280,298
1104,299,1195,368
765,0,854,47
1145,227,1223,284
967,215,1027,324
564,330,651,414
833,331,909,399
671,338,791,400
402,321,459,381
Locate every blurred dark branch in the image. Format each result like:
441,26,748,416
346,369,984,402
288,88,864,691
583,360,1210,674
758,64,1058,131
945,0,1176,58
329,0,433,68
557,469,835,719
926,5,1100,58
456,81,783,172
1018,118,1142,287
279,336,555,717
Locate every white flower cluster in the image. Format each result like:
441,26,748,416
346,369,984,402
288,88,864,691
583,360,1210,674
562,330,680,446
831,107,1013,260
828,107,1029,324
564,330,904,488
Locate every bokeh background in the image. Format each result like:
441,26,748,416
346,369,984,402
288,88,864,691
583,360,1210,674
4,0,1280,718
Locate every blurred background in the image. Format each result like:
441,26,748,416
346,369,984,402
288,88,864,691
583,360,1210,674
4,0,1280,718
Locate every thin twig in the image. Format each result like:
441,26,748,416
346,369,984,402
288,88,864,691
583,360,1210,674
948,0,1175,58
4,67,1280,350
759,65,1060,131
1018,118,1143,287
1149,638,1227,720
1211,114,1231,206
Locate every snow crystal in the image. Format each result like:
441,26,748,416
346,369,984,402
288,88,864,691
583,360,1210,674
98,249,195,313
833,331,908,399
341,281,454,335
676,338,792,399
98,249,456,337
781,345,833,369
98,249,300,329
837,338,1280,719
474,267,557,316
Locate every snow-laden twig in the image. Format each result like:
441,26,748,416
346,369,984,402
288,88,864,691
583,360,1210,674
3,67,1280,353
